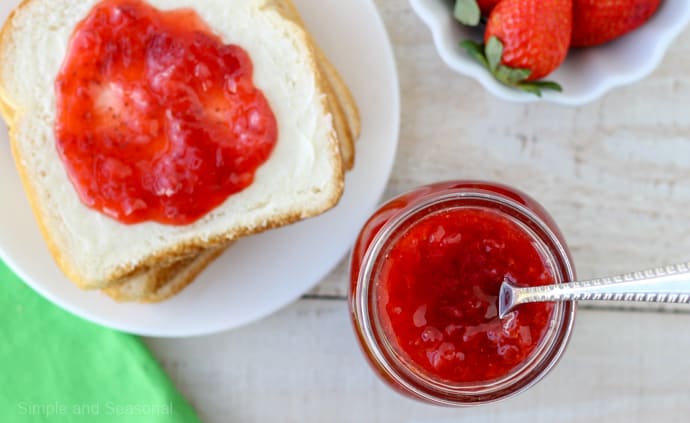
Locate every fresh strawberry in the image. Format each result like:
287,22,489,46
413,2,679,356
454,0,502,26
461,0,572,95
572,0,661,47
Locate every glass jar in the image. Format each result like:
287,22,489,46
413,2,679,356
349,181,576,405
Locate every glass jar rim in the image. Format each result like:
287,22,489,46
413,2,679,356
352,187,576,405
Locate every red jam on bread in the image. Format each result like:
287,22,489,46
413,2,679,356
55,0,278,225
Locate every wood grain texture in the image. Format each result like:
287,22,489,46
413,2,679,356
308,0,690,309
146,300,690,423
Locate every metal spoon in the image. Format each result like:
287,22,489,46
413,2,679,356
498,262,690,318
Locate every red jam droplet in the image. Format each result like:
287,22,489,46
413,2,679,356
377,207,555,384
54,0,278,225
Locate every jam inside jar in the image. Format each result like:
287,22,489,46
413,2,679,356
349,181,576,405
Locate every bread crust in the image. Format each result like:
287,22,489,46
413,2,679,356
268,0,361,170
1,5,86,284
317,51,362,149
0,0,349,289
103,246,227,302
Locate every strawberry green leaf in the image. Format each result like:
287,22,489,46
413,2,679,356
495,65,532,85
516,81,562,97
460,40,489,70
460,37,562,97
485,36,503,73
526,80,563,92
453,0,481,26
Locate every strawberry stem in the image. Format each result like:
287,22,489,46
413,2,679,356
460,36,562,97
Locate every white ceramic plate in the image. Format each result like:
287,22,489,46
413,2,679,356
0,0,400,337
411,0,690,106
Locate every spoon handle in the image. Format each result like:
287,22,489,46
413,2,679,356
499,262,690,318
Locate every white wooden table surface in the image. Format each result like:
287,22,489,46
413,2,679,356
146,1,690,421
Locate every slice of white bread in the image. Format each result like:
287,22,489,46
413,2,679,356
103,245,227,302
0,0,348,289
318,53,359,171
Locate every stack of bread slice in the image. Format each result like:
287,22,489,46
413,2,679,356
0,0,360,302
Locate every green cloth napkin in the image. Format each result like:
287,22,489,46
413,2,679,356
0,260,203,423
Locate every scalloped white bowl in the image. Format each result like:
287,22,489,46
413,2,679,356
410,0,690,105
